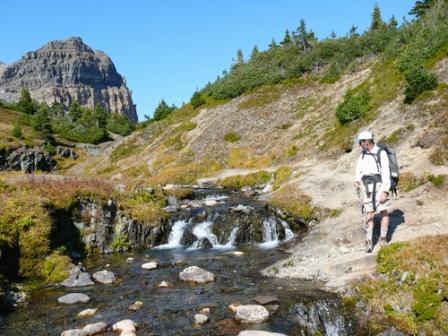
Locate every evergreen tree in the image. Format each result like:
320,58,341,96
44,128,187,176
190,90,206,108
33,106,52,139
370,4,384,30
330,31,337,39
409,0,434,18
250,45,260,59
281,29,292,45
268,38,277,49
236,49,244,64
349,25,359,38
295,19,313,51
153,99,175,121
17,88,36,114
388,15,398,28
68,101,82,122
94,103,108,128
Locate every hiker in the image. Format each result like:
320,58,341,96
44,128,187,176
354,131,390,253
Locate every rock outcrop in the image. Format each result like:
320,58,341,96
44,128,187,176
0,146,56,173
0,37,137,122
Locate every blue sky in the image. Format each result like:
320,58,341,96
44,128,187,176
1,0,416,121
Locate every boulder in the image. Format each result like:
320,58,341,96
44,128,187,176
58,293,90,304
56,146,79,160
195,237,213,249
82,322,108,335
179,266,215,283
92,270,115,284
141,261,157,270
112,319,137,333
235,305,270,323
194,313,209,325
77,308,98,318
62,266,94,287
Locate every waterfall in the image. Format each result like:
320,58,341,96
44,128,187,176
280,219,295,241
154,219,188,249
258,216,280,249
188,221,219,249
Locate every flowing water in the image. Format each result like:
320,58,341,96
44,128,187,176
0,188,352,336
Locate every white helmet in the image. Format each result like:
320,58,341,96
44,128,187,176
357,131,374,142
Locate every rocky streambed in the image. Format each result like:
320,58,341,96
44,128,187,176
0,188,355,335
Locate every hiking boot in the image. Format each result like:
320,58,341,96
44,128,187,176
378,237,388,247
365,239,373,253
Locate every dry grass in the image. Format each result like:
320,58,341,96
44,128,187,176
267,184,314,221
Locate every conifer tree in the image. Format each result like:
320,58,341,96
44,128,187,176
281,29,292,45
17,88,36,114
370,4,384,30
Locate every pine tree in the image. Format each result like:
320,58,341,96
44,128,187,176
370,4,384,30
33,106,52,139
236,49,244,64
268,38,277,49
349,25,359,38
330,31,337,39
94,103,108,128
190,90,206,108
281,29,292,45
295,19,312,51
388,15,398,28
250,45,260,59
153,99,175,120
409,0,434,18
17,88,36,114
68,101,82,122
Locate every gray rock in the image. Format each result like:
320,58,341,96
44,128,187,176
375,327,406,336
194,313,208,325
58,293,90,304
179,266,215,283
0,37,137,122
92,270,115,284
61,330,88,336
253,296,279,305
238,331,287,336
0,146,56,173
61,266,94,287
141,261,157,270
235,304,270,323
56,146,78,160
415,131,439,149
82,322,108,335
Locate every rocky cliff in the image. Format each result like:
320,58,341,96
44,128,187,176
0,37,138,122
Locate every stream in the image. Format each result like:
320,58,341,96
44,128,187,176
0,188,353,336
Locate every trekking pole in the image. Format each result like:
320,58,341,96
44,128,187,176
356,187,367,232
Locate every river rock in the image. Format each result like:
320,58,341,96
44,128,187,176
229,301,242,313
82,322,108,335
230,204,253,214
77,308,98,318
238,331,287,336
128,301,144,311
196,237,213,249
93,270,116,284
179,266,215,283
112,319,137,333
61,330,88,336
253,296,279,305
194,313,209,325
58,293,90,304
141,261,157,270
233,251,245,256
199,307,210,314
156,281,171,288
62,266,94,287
235,305,270,323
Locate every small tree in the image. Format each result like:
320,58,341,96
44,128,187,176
94,103,108,128
370,4,384,30
190,91,206,109
12,125,23,138
33,106,52,139
409,0,434,18
336,89,370,124
281,30,292,45
153,99,176,120
68,101,82,122
17,88,36,114
250,45,260,59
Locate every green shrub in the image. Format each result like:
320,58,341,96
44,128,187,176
42,143,56,156
106,113,135,136
427,174,445,188
402,64,438,104
413,277,442,321
190,91,206,109
223,132,241,142
12,125,23,138
218,171,271,189
335,89,370,124
40,251,72,284
376,242,408,274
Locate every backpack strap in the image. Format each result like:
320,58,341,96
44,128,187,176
362,150,381,174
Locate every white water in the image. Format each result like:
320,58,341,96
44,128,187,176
262,216,278,242
280,219,295,241
154,219,189,249
204,194,229,201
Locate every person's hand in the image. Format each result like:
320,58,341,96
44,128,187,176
380,191,389,203
354,181,360,190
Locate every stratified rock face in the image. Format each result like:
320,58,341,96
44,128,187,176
0,37,138,122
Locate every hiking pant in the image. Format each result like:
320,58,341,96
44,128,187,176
361,180,390,213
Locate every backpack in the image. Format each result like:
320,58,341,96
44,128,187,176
376,143,399,196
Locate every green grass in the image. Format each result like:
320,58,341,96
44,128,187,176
223,132,241,142
218,171,272,189
238,85,282,110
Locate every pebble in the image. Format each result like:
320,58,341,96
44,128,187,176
194,313,209,325
112,319,137,333
77,308,98,318
141,261,157,270
235,304,270,323
58,293,90,304
128,301,144,311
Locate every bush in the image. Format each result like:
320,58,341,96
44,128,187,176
427,174,445,188
402,64,438,104
336,89,370,124
106,113,135,136
223,132,241,142
11,125,22,138
190,91,206,109
40,251,72,284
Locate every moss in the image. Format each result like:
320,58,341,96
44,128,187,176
329,208,343,218
413,276,442,321
377,242,408,275
217,171,271,189
223,132,241,142
111,235,130,252
286,144,298,157
268,185,314,221
40,251,72,284
427,174,445,188
272,166,292,190
164,188,194,200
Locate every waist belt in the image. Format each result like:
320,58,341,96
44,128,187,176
362,174,382,212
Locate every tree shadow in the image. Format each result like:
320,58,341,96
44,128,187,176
372,209,405,245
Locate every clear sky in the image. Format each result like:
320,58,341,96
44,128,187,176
0,0,416,121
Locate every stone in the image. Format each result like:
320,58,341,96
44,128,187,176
179,266,215,283
215,318,240,336
194,313,209,325
253,296,279,306
1,146,56,173
112,319,137,333
199,307,210,314
58,293,90,304
62,266,94,287
82,322,108,335
240,186,256,197
56,146,79,160
141,261,157,270
92,270,115,284
205,199,217,206
156,281,171,288
126,257,135,262
375,327,406,336
77,308,98,318
235,305,270,323
128,301,144,311
61,330,88,336
228,301,242,313
238,331,287,336
196,237,213,249
230,204,253,214
0,37,137,122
